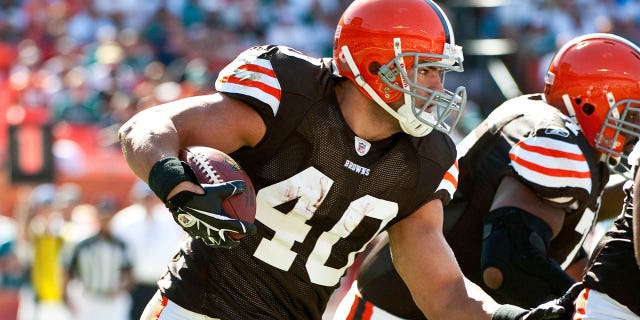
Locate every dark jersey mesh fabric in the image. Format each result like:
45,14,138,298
356,94,610,318
157,45,456,319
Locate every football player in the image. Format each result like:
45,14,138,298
333,33,640,320
119,0,574,319
574,126,640,318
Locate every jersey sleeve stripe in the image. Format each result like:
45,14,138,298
437,160,458,198
510,160,592,189
237,63,277,77
509,153,590,178
215,58,282,116
218,75,281,101
509,136,592,192
516,139,585,161
215,83,280,116
510,137,590,177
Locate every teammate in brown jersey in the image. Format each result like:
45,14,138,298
334,33,640,320
574,140,640,318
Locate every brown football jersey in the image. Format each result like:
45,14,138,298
157,45,458,319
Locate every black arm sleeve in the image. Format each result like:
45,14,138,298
481,207,576,308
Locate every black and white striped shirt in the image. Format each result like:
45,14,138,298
67,235,132,295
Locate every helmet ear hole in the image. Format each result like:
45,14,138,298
368,61,381,75
582,103,595,115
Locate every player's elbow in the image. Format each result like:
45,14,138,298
118,117,136,145
482,266,504,289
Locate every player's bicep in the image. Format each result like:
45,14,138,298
491,176,565,236
169,93,266,153
119,93,265,182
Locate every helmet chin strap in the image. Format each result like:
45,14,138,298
340,45,432,137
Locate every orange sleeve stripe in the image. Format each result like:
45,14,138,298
152,295,169,320
443,170,458,189
362,300,374,320
509,153,591,178
236,63,277,77
518,141,586,161
218,75,282,100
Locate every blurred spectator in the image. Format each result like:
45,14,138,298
16,183,71,320
54,182,82,223
490,0,640,96
0,214,26,320
110,180,186,320
65,4,115,46
66,199,132,320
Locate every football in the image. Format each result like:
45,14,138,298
178,146,256,239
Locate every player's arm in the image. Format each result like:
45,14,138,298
118,93,265,193
563,249,588,281
387,198,500,319
481,176,576,306
388,199,573,320
118,93,264,247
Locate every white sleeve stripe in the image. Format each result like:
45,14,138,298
511,147,590,172
227,68,281,89
222,57,274,74
510,135,592,197
437,180,456,199
215,57,281,116
249,58,275,69
511,161,592,191
437,161,458,199
514,137,588,168
216,82,280,116
524,136,583,154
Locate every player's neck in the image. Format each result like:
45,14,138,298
336,82,402,141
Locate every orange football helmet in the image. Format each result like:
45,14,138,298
333,0,466,137
544,33,640,178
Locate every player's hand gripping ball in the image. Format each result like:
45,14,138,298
168,146,256,247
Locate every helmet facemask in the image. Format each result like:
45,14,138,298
340,40,466,137
596,98,640,179
379,45,466,136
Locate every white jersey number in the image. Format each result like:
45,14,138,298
253,167,397,286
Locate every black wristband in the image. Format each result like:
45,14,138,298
492,304,528,320
148,157,198,202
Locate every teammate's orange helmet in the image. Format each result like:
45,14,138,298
333,0,466,137
544,33,640,178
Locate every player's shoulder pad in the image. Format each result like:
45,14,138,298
413,130,456,168
485,94,558,130
215,45,331,118
509,130,592,205
413,131,457,201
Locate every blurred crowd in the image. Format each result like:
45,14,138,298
457,0,640,99
0,0,350,164
0,0,639,319
0,180,186,320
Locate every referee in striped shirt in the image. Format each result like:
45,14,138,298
66,200,133,320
